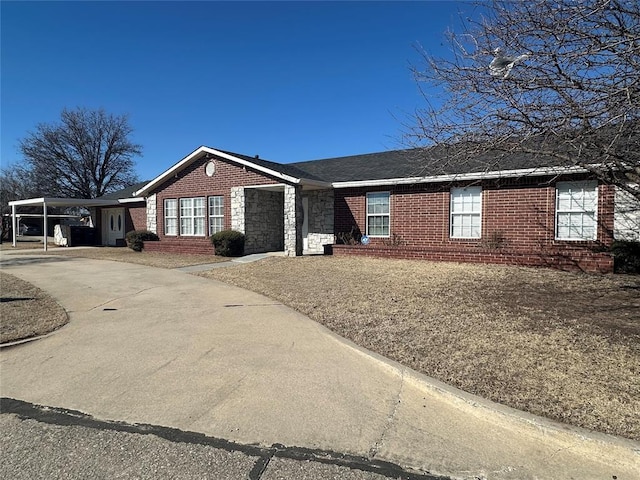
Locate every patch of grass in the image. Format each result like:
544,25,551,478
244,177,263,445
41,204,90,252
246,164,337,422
198,256,640,441
41,247,229,269
0,271,68,344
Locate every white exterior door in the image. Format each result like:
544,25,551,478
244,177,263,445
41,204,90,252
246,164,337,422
102,208,125,246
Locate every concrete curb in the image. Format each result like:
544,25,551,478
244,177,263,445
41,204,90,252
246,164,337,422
314,320,640,475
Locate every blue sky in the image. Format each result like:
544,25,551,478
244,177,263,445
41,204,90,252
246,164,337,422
2,1,472,181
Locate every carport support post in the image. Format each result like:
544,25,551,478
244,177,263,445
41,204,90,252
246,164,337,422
11,204,17,247
43,200,48,252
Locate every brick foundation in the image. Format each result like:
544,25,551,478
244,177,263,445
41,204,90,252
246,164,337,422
331,244,614,273
143,237,214,255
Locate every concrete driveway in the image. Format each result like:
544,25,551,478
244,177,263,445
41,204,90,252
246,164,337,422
1,252,638,479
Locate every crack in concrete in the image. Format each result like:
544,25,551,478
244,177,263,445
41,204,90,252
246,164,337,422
87,285,165,312
548,442,578,459
249,449,274,480
369,367,405,459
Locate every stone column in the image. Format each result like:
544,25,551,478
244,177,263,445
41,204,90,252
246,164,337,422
284,185,303,256
231,187,245,233
146,194,157,233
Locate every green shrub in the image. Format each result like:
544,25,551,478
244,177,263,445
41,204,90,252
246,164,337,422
611,240,640,274
125,230,159,252
211,230,245,257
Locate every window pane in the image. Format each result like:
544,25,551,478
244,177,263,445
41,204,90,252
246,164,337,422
556,182,597,239
194,198,205,216
366,192,390,237
180,218,192,235
180,198,192,217
164,199,178,235
208,196,224,235
194,218,205,235
450,187,481,238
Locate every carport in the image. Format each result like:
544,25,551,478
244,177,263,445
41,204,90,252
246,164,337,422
8,197,121,251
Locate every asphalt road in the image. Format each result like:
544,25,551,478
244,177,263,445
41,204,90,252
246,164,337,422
0,398,443,480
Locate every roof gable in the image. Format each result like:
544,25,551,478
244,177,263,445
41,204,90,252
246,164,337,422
134,146,330,197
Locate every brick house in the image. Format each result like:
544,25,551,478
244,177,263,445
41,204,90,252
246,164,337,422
97,144,638,273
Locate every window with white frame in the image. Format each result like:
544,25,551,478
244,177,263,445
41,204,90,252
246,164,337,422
208,196,224,235
180,197,206,236
164,199,178,236
556,181,598,240
366,192,390,237
450,187,482,238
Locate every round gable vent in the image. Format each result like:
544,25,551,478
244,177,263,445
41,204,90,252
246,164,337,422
205,160,216,177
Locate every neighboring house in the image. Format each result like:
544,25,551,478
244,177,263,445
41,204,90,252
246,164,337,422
95,145,638,273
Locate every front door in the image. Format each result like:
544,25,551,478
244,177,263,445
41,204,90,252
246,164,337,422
102,208,125,246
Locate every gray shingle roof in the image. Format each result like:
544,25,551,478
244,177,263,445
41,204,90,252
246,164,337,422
287,146,567,183
116,142,582,202
217,150,327,182
98,181,149,200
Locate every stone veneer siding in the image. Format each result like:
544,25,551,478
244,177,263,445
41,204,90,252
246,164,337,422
146,194,157,234
230,187,245,234
244,189,284,254
304,189,334,253
284,185,302,256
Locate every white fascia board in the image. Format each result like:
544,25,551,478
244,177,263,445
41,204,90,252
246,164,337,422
134,146,304,197
331,166,589,189
9,197,121,207
242,183,286,190
118,197,145,204
299,178,332,188
8,197,47,207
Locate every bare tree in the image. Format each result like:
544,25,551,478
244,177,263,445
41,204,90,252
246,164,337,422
17,107,142,199
406,0,639,200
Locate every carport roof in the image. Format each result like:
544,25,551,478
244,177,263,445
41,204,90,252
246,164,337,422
9,197,121,207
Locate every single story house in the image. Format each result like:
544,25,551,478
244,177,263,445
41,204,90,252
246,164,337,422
10,145,640,272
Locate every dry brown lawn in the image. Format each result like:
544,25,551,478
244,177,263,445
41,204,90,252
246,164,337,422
198,256,640,441
0,240,59,251
42,247,229,269
0,271,68,344
3,243,638,441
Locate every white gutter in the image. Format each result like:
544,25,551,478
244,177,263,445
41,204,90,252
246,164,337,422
331,166,589,188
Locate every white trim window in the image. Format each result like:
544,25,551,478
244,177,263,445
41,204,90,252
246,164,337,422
180,197,206,236
556,181,598,240
164,199,178,236
208,195,224,236
366,192,390,237
450,187,482,238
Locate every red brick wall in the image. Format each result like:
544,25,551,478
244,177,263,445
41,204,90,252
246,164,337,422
151,157,282,242
126,204,147,233
332,244,614,273
333,177,615,273
143,237,214,255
